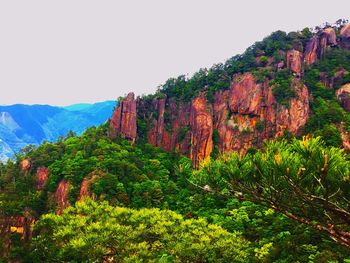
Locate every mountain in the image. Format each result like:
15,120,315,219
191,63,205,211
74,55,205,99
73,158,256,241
3,20,350,262
0,101,116,161
111,21,350,166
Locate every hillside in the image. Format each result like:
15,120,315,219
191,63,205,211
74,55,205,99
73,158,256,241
0,101,115,161
111,20,350,167
2,20,350,262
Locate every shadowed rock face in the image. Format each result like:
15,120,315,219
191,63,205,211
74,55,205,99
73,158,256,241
55,180,70,214
111,72,310,166
340,23,350,50
336,84,350,112
110,92,137,142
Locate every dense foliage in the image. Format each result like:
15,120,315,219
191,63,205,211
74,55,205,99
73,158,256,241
1,127,350,262
194,136,350,251
30,199,249,262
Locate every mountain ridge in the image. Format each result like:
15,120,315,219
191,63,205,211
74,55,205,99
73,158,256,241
110,20,350,166
0,100,116,161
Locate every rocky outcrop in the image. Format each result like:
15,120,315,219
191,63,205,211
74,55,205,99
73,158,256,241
304,37,319,65
286,79,310,133
147,98,167,147
78,177,91,201
110,92,137,142
36,167,49,190
319,27,337,58
55,179,70,214
113,72,310,166
304,27,337,65
340,23,350,50
20,159,31,172
322,27,337,46
336,84,350,112
190,95,213,167
286,50,303,76
229,73,262,115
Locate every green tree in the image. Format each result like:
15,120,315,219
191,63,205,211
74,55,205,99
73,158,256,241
30,199,250,262
194,137,350,249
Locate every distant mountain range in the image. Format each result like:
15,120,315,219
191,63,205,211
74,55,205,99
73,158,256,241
0,101,116,161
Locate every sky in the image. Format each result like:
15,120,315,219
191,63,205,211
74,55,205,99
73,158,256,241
0,0,349,106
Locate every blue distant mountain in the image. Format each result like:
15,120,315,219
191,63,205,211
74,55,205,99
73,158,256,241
0,100,116,161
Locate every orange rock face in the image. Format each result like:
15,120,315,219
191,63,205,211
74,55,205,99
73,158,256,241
190,95,213,167
323,27,337,46
287,79,310,133
20,159,31,172
36,167,49,190
304,37,319,65
78,177,91,201
229,73,262,115
110,92,137,141
336,84,350,112
213,74,309,153
286,50,303,76
55,179,70,214
111,73,310,165
304,27,337,66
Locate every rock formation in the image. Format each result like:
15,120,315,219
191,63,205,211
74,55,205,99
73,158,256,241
304,27,338,65
286,78,310,133
55,179,70,214
304,37,319,65
110,92,137,142
286,50,303,76
20,159,31,172
36,167,49,190
112,72,310,166
78,177,91,201
340,23,350,49
190,95,213,167
336,84,350,112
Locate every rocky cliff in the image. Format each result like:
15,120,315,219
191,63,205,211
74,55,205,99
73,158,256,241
111,73,309,166
111,24,350,166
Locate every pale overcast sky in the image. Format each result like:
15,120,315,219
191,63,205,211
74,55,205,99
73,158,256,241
0,0,349,106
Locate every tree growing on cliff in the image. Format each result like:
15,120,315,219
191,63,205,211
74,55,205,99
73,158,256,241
193,136,350,249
